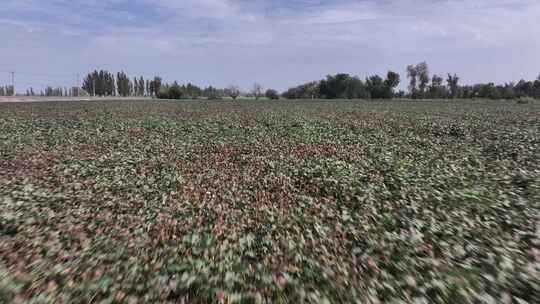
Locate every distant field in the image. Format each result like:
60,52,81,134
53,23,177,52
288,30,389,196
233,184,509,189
0,100,539,303
0,96,154,103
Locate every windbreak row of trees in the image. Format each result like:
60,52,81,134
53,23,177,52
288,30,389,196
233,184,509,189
156,83,228,99
144,66,540,100
0,85,14,96
283,72,401,99
458,79,540,99
405,62,540,99
79,70,230,99
16,66,540,100
23,87,83,97
78,69,404,100
20,71,161,98
44,87,65,97
81,70,163,97
282,62,540,100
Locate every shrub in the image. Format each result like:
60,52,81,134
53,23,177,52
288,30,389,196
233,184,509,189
168,83,183,99
265,89,280,100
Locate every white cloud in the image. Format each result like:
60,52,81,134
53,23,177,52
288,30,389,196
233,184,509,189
1,0,539,91
149,0,245,20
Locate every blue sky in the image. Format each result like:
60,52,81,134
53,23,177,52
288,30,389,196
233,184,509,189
1,0,539,92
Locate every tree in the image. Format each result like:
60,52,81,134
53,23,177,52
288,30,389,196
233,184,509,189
407,65,418,98
82,72,94,96
533,78,540,98
226,86,240,100
514,79,534,98
168,82,183,99
141,77,145,96
153,77,162,97
417,62,430,97
447,74,460,99
384,71,400,98
282,81,320,99
345,77,369,99
133,77,138,96
149,80,155,97
499,83,515,99
116,72,132,97
320,74,351,99
183,83,202,98
385,71,400,89
204,86,224,100
81,70,116,96
111,74,116,96
407,62,429,98
429,74,445,98
265,89,279,100
44,86,64,97
366,75,388,99
251,83,264,100
473,83,500,99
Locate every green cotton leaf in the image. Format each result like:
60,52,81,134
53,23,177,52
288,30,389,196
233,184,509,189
202,234,214,248
183,233,200,245
476,294,497,304
413,298,429,304
1,100,538,303
239,233,255,248
225,272,236,284
180,273,198,288
461,190,482,201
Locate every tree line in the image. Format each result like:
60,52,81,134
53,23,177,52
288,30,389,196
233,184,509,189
15,65,540,100
404,62,540,99
283,63,540,100
19,70,162,98
20,87,80,97
283,72,401,99
156,83,228,99
0,85,14,96
79,70,229,99
80,70,163,97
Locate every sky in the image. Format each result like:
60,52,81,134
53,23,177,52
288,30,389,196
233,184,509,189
1,0,539,92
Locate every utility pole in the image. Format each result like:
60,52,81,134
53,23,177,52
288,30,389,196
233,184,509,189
10,71,15,96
